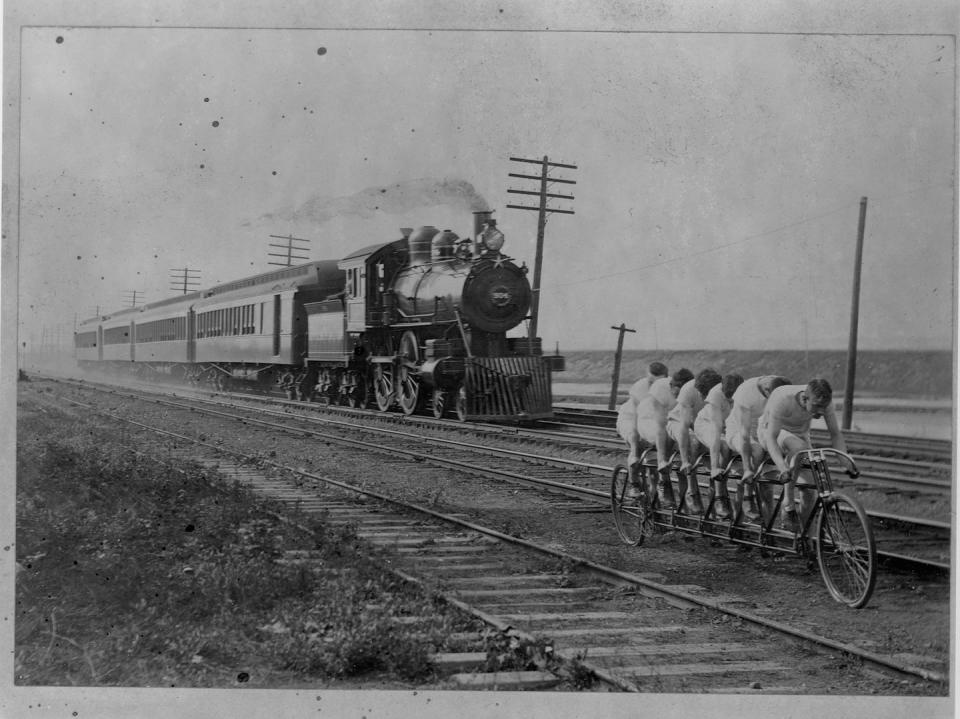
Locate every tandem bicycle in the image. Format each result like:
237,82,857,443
610,447,878,608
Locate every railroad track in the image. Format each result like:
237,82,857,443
44,385,949,692
51,376,950,574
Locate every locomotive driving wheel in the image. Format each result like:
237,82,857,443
397,331,421,416
374,364,393,412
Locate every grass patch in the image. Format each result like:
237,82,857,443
15,405,477,687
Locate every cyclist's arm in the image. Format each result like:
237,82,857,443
762,414,789,474
822,405,847,453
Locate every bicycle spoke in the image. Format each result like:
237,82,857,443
610,465,647,546
817,493,877,608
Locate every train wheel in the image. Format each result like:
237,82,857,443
454,383,468,422
610,464,650,546
397,331,420,415
374,365,392,412
398,368,419,415
431,389,447,419
815,492,877,608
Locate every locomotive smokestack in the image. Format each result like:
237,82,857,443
408,226,439,266
473,210,494,240
400,228,413,239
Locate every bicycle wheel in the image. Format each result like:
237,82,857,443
815,491,877,608
610,465,650,546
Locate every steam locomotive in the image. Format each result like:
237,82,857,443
74,211,564,422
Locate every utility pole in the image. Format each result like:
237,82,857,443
608,323,636,410
842,197,868,430
268,234,310,267
170,267,201,295
506,155,577,340
121,290,144,307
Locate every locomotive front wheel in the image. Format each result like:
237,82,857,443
374,365,393,412
454,383,468,422
815,491,877,608
431,389,447,419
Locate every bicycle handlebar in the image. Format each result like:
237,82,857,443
787,447,860,479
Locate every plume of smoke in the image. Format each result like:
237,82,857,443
259,177,490,225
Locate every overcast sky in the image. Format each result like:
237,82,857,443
8,2,957,357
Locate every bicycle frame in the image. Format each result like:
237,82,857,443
610,446,877,607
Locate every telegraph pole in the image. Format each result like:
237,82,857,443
842,197,868,430
268,234,310,267
170,267,201,295
506,155,577,340
608,323,636,410
121,290,144,307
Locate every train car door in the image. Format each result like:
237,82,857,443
97,326,103,361
129,320,135,361
273,294,281,355
187,309,196,362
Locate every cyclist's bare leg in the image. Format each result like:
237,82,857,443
795,468,815,526
779,434,809,529
655,428,676,509
677,434,704,513
731,435,764,520
710,442,732,519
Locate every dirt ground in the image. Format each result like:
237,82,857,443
18,380,953,695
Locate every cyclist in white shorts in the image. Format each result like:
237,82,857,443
692,373,744,518
758,378,847,532
635,368,694,509
664,368,722,514
725,375,791,520
615,361,668,490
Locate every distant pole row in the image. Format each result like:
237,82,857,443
268,234,310,267
170,267,201,295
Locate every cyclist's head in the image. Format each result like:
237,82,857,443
669,368,694,395
648,361,668,379
693,368,722,398
758,375,791,398
805,378,833,418
721,373,744,400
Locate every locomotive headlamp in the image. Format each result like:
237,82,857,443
481,225,505,252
